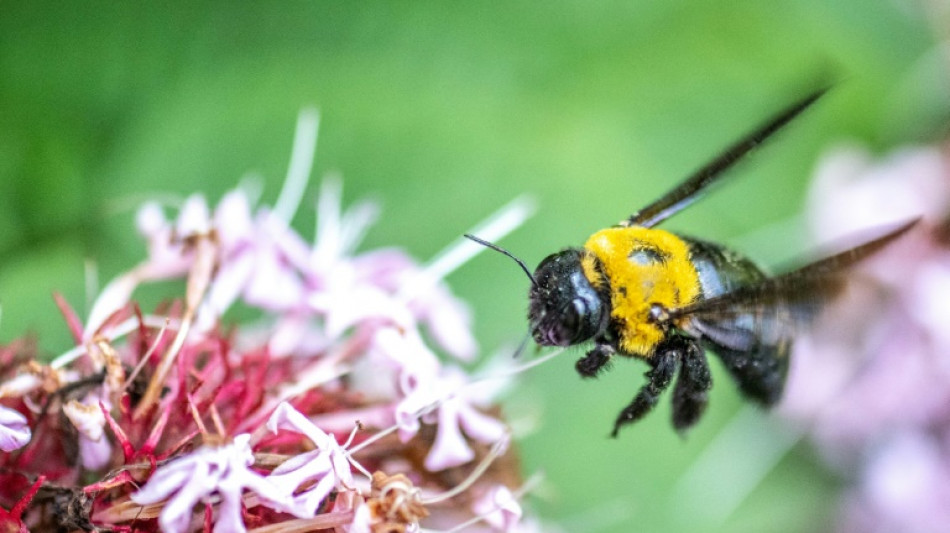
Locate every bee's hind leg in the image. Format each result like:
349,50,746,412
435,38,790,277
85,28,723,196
671,339,711,433
611,343,679,438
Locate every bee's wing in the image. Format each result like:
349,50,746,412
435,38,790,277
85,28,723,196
680,269,843,351
669,219,918,349
669,220,915,406
626,88,828,229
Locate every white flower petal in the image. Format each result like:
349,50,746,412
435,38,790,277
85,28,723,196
474,485,523,531
135,201,168,238
457,402,507,444
264,403,355,513
206,253,255,316
177,194,212,236
0,373,43,398
84,272,139,338
133,434,289,532
347,503,373,533
0,406,30,452
214,189,255,251
338,199,380,256
259,210,314,273
419,292,477,361
213,484,248,533
63,399,105,441
79,433,113,470
243,250,304,310
267,402,332,447
424,400,475,471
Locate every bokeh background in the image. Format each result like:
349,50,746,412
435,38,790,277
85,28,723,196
2,2,949,532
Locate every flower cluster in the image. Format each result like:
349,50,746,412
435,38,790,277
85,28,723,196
781,142,950,532
0,111,542,532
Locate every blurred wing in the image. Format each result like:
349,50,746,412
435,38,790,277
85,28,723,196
625,87,829,229
670,219,918,350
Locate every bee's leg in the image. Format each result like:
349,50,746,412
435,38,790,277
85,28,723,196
671,339,711,432
576,342,615,378
611,345,678,437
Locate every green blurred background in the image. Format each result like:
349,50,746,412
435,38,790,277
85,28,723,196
2,2,948,532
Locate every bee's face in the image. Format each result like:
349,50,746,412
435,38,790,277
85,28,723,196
528,249,608,346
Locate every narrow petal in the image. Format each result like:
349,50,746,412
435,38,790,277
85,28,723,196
212,486,248,533
84,273,139,339
419,291,477,361
206,253,254,316
177,194,212,236
338,199,380,256
457,403,507,444
214,189,255,251
424,400,475,471
132,463,198,505
347,504,373,533
291,473,337,517
266,402,333,448
158,471,212,533
269,452,332,490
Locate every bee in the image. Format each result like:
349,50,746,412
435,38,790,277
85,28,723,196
467,88,914,437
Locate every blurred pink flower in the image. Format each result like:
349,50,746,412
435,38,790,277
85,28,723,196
782,142,950,532
838,429,950,533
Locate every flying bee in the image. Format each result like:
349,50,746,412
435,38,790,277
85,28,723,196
467,88,915,437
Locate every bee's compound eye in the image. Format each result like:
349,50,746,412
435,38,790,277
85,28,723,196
555,298,598,345
553,302,575,341
564,301,581,329
527,248,608,347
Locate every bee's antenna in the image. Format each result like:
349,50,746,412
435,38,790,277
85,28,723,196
464,234,538,287
512,332,532,359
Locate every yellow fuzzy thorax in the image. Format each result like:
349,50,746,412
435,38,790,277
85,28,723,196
583,227,701,357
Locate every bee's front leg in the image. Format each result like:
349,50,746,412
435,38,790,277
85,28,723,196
575,342,615,378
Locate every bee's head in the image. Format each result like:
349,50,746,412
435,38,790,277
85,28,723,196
463,234,609,348
528,249,609,346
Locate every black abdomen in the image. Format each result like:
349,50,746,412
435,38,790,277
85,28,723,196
679,236,790,406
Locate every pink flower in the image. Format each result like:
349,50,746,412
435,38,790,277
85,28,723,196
839,430,950,533
781,142,950,532
264,402,358,516
131,434,291,533
2,109,542,532
395,365,508,471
